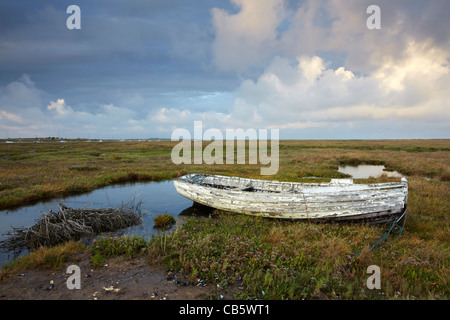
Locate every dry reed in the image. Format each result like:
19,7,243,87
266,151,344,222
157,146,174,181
0,203,143,253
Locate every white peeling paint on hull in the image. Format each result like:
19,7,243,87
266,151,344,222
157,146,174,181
173,173,408,222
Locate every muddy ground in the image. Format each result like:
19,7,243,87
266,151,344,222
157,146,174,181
0,252,224,300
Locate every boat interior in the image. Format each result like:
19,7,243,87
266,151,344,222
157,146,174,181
178,173,406,194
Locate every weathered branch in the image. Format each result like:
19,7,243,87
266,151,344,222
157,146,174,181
0,202,143,253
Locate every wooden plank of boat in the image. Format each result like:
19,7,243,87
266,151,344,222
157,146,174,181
173,173,408,223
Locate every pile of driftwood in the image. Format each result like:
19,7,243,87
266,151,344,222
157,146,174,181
0,203,143,253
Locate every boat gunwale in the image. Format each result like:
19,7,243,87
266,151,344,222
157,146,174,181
174,173,408,194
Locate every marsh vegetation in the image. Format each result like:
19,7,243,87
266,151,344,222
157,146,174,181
0,139,448,299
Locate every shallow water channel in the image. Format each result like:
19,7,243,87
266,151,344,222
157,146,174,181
338,165,402,179
0,181,203,266
0,165,403,267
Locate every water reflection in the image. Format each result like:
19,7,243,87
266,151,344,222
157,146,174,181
338,165,403,179
0,180,206,266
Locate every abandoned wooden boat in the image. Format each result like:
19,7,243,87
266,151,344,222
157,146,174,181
173,173,408,223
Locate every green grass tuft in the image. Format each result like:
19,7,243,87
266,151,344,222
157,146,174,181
153,213,176,228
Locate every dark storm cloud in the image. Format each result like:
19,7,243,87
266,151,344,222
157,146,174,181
0,0,236,112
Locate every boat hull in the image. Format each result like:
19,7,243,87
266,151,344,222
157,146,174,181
173,174,408,223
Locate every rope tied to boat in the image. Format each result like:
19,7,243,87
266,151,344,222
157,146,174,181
350,206,408,262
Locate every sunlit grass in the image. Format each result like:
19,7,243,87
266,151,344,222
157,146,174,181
153,213,176,228
0,241,85,280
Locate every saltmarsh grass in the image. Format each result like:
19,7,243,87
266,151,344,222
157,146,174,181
0,241,85,280
146,211,448,300
90,235,148,267
153,213,176,228
0,139,448,299
1,139,449,209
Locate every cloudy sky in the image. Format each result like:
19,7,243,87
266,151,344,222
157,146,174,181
0,0,449,139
